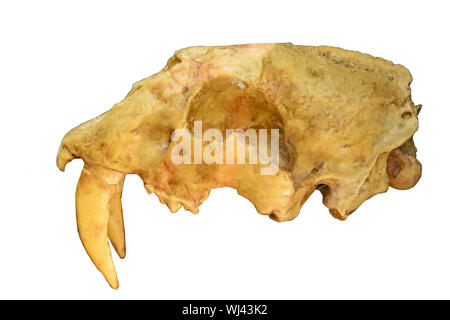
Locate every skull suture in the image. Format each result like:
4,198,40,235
57,43,422,288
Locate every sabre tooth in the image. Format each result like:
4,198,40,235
108,177,126,259
75,164,124,289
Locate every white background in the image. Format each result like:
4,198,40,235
0,0,448,299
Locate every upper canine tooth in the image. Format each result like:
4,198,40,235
108,176,126,259
75,164,124,289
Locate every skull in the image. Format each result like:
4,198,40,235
57,43,421,288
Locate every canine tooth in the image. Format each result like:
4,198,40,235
75,165,123,289
107,177,126,259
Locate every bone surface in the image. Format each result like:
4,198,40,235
57,43,421,288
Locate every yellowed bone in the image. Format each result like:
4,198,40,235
58,43,422,288
75,164,124,289
107,177,126,258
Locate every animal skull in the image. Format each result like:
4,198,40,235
57,43,422,288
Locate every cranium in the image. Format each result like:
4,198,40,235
57,43,421,288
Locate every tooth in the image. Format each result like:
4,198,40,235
75,165,123,289
166,199,181,213
108,177,126,259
